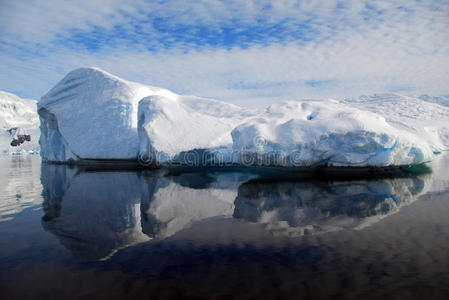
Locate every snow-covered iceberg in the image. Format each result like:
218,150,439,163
0,91,39,154
39,68,447,167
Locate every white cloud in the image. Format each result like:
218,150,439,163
1,0,448,107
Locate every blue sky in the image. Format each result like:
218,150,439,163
1,0,448,107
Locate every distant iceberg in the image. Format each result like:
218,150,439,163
0,91,40,154
38,67,449,167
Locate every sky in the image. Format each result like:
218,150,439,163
1,0,448,107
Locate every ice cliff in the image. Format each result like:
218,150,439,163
39,68,449,167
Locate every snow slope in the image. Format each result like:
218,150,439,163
39,68,447,167
417,94,449,107
0,91,39,154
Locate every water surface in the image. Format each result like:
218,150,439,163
1,155,449,299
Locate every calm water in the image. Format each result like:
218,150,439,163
1,155,449,299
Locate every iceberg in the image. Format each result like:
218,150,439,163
39,68,446,167
0,91,39,154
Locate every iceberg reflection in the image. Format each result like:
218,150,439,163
234,177,426,236
40,163,429,260
141,176,234,239
41,164,149,260
141,171,253,239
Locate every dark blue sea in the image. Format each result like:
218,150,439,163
1,154,449,299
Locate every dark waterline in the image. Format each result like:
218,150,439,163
0,155,449,299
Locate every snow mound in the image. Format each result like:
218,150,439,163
38,67,176,162
0,91,39,154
